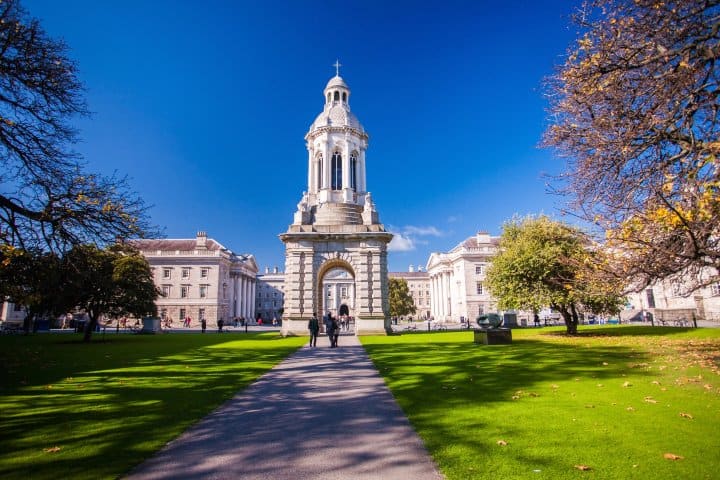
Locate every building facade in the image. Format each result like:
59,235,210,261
280,69,393,335
623,276,720,323
426,232,499,322
133,232,258,325
389,266,431,319
256,267,285,322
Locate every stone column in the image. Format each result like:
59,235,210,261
307,146,313,192
359,149,367,193
250,279,256,320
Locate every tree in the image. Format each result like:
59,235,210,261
0,245,69,333
388,278,416,318
485,216,625,335
543,0,720,293
63,244,158,342
0,0,155,252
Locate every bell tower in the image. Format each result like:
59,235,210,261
281,65,392,335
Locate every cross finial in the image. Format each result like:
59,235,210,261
333,59,342,76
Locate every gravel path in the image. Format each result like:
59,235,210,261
125,335,444,480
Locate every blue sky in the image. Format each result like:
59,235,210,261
26,0,581,273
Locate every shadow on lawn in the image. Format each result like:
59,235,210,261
363,334,653,471
0,333,303,480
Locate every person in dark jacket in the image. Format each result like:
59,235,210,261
308,313,319,347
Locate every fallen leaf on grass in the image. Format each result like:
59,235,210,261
663,453,684,460
575,464,592,471
626,406,635,411
511,395,520,400
585,404,595,408
623,381,632,387
679,412,693,419
652,380,661,385
704,384,713,390
551,384,559,389
602,362,609,366
497,440,508,446
644,396,657,404
43,446,61,453
597,384,604,387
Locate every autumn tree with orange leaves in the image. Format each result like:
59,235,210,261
544,0,720,294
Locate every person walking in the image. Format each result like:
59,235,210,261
201,318,206,333
308,313,319,348
331,315,340,348
324,312,335,348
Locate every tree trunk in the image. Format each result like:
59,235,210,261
83,312,99,342
557,305,578,335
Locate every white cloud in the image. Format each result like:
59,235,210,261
388,233,415,252
403,225,444,237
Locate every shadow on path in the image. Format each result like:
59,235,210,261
125,336,443,480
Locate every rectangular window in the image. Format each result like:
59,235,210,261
162,285,171,297
222,284,227,299
179,308,186,320
199,285,208,298
182,268,190,279
160,308,167,320
711,283,720,296
671,282,682,296
419,290,423,297
181,285,189,298
646,289,656,308
163,268,171,279
341,287,347,298
476,282,484,295
201,268,209,278
198,308,205,321
475,265,484,275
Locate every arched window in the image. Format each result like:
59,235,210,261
334,91,339,101
331,151,342,190
317,154,323,189
350,152,357,190
342,92,347,103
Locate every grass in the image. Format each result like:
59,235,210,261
0,332,306,480
361,326,720,480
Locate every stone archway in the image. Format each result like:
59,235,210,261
315,258,355,328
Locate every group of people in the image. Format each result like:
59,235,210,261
307,311,342,348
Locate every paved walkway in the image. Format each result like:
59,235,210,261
125,335,444,480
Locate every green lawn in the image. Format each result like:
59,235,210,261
362,326,720,480
0,332,306,480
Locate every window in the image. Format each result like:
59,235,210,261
222,284,227,299
342,92,347,102
181,285,189,298
182,268,190,279
341,287,347,298
179,308,186,320
331,152,342,190
475,264,485,275
711,283,720,296
199,285,208,298
163,268,171,279
476,282,484,295
201,268,209,278
160,308,167,320
419,290,423,297
162,285,171,297
334,91,339,101
327,289,332,297
671,282,682,296
350,153,357,190
646,288,656,308
198,308,205,321
317,154,323,189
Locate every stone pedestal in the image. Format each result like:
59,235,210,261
473,328,512,345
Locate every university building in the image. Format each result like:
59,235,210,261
133,232,258,325
256,267,285,322
426,232,499,323
389,266,431,319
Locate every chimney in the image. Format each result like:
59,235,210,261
273,266,279,274
476,231,490,244
265,266,270,274
196,231,208,249
408,264,415,273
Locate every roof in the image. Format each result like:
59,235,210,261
309,105,363,132
389,271,429,279
325,75,348,90
131,238,224,251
